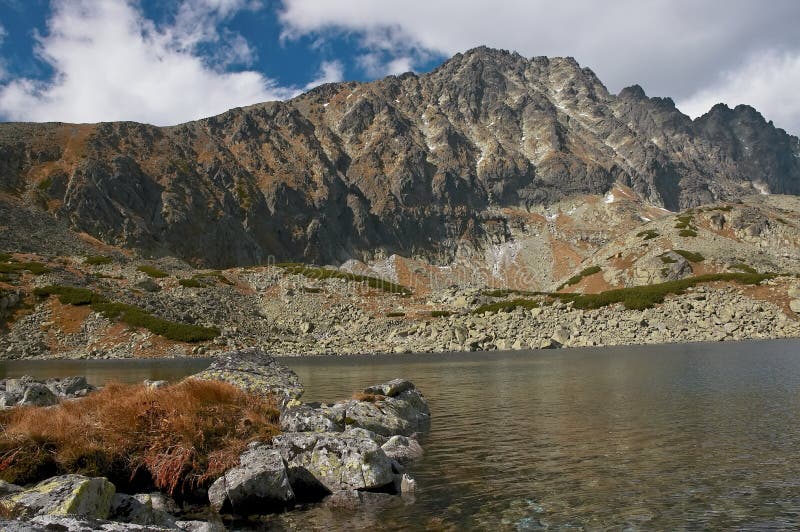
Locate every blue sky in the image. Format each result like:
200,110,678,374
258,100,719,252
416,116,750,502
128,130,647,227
1,0,799,134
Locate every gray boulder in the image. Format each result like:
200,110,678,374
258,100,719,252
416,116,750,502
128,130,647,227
381,435,424,465
46,376,95,398
1,474,116,519
271,432,395,495
0,515,173,531
19,382,58,407
280,403,344,433
364,378,415,397
109,492,177,527
192,348,304,407
342,385,430,437
208,445,294,514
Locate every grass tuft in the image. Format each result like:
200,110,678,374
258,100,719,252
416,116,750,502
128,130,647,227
558,265,602,290
473,298,541,314
385,312,405,318
277,264,411,295
636,229,660,240
84,255,113,266
178,278,206,289
672,249,704,262
431,310,453,318
352,392,384,403
137,265,169,279
0,380,279,495
34,285,219,342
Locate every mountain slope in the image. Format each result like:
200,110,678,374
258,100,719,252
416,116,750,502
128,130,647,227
1,47,798,267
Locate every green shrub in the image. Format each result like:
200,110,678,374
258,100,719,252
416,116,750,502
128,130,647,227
36,176,52,191
34,285,219,343
276,265,411,295
431,310,453,318
660,255,677,264
301,286,322,293
551,272,772,311
178,278,205,288
473,299,540,314
0,262,49,275
730,263,758,274
85,255,113,266
637,229,660,240
386,312,405,318
678,229,698,237
482,288,539,298
137,265,169,279
673,249,704,262
558,265,602,290
0,253,12,262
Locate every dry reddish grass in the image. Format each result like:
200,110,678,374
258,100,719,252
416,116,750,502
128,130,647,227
352,392,385,403
0,380,279,496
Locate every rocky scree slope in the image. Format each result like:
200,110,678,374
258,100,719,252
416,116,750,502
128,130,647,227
0,47,798,268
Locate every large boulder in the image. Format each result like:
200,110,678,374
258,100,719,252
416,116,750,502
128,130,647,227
208,445,294,514
342,382,430,437
109,492,177,527
192,348,303,407
0,515,173,531
46,376,95,398
271,432,395,495
1,474,116,519
19,382,58,407
280,403,345,433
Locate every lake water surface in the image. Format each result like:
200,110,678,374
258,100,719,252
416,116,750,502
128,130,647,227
3,339,800,530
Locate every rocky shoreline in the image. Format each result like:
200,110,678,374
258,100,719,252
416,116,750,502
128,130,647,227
0,349,430,530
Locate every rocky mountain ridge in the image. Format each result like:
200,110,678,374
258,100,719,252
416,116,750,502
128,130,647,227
0,47,798,269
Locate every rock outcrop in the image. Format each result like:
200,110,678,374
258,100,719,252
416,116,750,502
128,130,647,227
0,376,95,408
0,475,116,519
0,47,798,267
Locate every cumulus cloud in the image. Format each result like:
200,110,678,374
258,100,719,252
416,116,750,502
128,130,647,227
279,0,800,134
0,0,294,126
304,59,344,89
677,50,800,133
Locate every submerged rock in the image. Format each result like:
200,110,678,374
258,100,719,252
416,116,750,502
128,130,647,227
192,348,304,407
1,474,116,519
208,445,294,514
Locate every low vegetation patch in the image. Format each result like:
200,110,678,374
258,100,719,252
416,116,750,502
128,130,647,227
192,271,233,286
672,249,704,262
0,260,49,276
84,255,114,266
430,310,453,318
637,229,660,240
34,285,219,342
558,265,602,290
473,298,541,314
730,263,758,274
137,265,169,279
277,264,411,295
660,254,677,264
551,272,772,311
301,286,322,294
482,288,540,298
0,380,279,495
678,229,698,237
352,392,384,403
385,312,405,318
178,278,206,288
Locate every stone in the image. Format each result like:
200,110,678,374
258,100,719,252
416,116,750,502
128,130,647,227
208,445,294,514
19,383,58,407
271,432,395,495
363,378,415,397
0,481,23,497
341,388,431,437
1,474,116,519
46,376,95,398
788,286,800,299
109,492,177,527
790,299,800,313
0,391,20,408
3,515,173,531
143,380,169,389
192,348,304,407
381,435,424,465
280,403,344,433
176,520,226,532
399,473,417,494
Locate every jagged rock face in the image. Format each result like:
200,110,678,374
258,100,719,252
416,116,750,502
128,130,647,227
1,47,798,267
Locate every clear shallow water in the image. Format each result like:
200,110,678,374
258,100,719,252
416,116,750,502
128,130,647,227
3,340,800,530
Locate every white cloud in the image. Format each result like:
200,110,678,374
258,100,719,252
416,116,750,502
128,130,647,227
279,0,800,134
0,0,295,126
677,50,800,133
304,59,344,89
